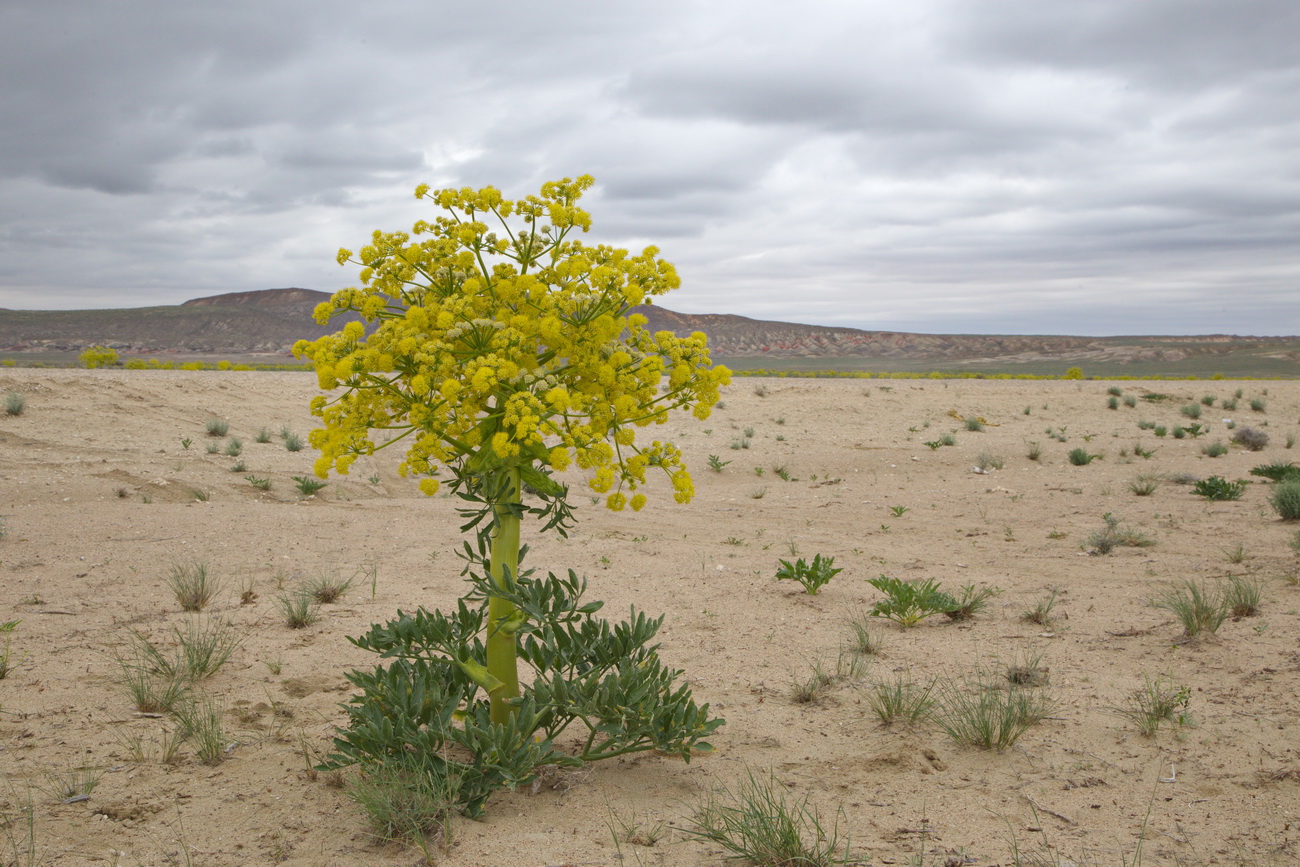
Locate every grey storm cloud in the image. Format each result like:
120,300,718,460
0,0,1296,335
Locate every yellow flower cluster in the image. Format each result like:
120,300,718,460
295,176,730,511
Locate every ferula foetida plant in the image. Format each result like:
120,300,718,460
296,176,728,816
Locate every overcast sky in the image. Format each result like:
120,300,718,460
1,0,1297,335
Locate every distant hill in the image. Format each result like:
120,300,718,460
1,288,1297,376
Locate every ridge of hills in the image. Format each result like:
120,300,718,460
1,288,1297,376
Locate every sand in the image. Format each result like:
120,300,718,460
1,369,1298,865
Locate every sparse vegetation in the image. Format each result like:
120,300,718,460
867,576,956,627
205,417,229,437
1086,513,1154,554
867,672,936,726
4,392,25,416
276,590,321,629
934,679,1054,751
1067,447,1098,466
292,475,328,496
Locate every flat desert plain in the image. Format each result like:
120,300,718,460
2,369,1299,866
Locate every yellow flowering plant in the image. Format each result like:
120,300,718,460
297,176,728,816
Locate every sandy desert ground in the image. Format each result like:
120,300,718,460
1,369,1299,866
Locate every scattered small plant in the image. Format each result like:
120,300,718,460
944,584,1000,621
0,620,19,679
1107,396,1119,410
888,505,909,517
180,436,192,450
229,460,246,473
1180,403,1202,419
205,417,229,437
1086,513,1154,554
1202,441,1228,458
964,417,985,432
1200,394,1216,406
939,432,956,446
975,452,1005,471
224,437,243,457
255,427,273,443
775,554,842,595
1122,395,1137,408
1025,440,1042,461
1020,589,1059,626
1154,579,1227,639
1232,426,1269,451
1192,476,1246,501
1109,674,1192,736
866,672,936,726
204,441,220,454
1223,573,1262,617
707,454,731,472
1132,442,1157,459
1107,386,1123,397
276,590,321,629
1128,475,1159,496
292,476,329,496
283,431,304,452
866,576,956,627
844,611,884,656
934,679,1054,751
1153,425,1168,437
347,759,461,856
1003,648,1049,687
305,571,355,604
171,692,228,765
1171,426,1187,439
4,392,25,416
245,475,272,491
1250,397,1267,412
683,770,854,866
167,561,221,612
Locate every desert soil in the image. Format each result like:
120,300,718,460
1,369,1299,866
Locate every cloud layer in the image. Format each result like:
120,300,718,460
1,0,1296,335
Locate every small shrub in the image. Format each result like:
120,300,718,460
204,441,220,454
1202,441,1228,458
939,432,956,447
976,452,1005,471
964,417,985,432
1106,396,1119,410
1232,426,1269,451
775,554,842,595
4,392,25,416
1067,447,1098,466
205,417,230,437
0,620,19,679
1222,398,1238,411
1192,476,1246,501
707,454,731,472
1153,425,1167,437
171,693,227,765
1123,395,1137,408
255,427,273,443
1155,579,1227,639
1107,386,1123,397
1180,403,1202,419
1172,426,1187,439
167,562,221,612
224,437,243,457
1250,398,1267,412
1200,394,1216,406
1269,481,1300,520
283,432,305,452
1132,442,1157,459
347,758,461,853
867,576,956,627
245,475,272,491
1025,440,1042,461
1250,461,1300,482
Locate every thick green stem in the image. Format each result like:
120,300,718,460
486,466,522,724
